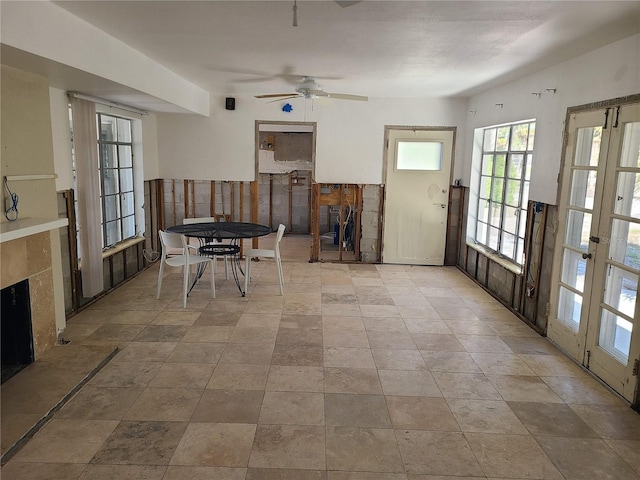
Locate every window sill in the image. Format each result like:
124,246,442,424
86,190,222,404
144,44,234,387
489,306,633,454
466,241,522,275
102,236,145,259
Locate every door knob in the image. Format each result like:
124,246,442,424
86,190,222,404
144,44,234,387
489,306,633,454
582,252,592,259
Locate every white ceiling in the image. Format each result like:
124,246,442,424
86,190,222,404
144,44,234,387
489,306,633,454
11,1,640,108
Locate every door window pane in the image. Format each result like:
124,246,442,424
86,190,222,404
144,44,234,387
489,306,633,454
558,286,582,331
574,127,602,167
569,170,597,209
609,219,640,270
561,249,587,293
602,266,637,318
614,172,640,219
102,169,119,195
620,122,640,168
565,209,591,250
122,215,135,239
119,145,133,168
396,141,442,170
598,309,632,364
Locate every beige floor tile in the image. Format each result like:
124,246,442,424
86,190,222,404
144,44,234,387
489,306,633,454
57,386,143,420
443,319,496,335
604,439,640,476
570,404,640,440
106,310,160,325
364,317,410,333
323,330,370,348
360,305,401,318
151,311,201,326
181,326,235,343
466,432,563,479
324,347,376,369
378,370,441,397
249,424,326,470
247,468,327,479
148,363,214,389
236,313,283,328
322,315,366,332
114,342,177,363
171,422,256,467
229,326,279,344
537,436,639,480
123,387,202,421
395,430,483,476
386,396,459,431
541,375,626,405
486,375,564,403
372,349,427,371
134,325,190,343
88,362,162,388
446,399,528,434
0,462,86,480
1,412,42,453
83,324,146,344
219,343,275,365
325,393,391,428
456,335,513,353
191,389,264,423
12,419,118,464
410,334,465,352
420,351,482,373
277,327,324,347
207,364,270,390
324,367,382,394
322,303,362,316
500,335,561,355
193,311,241,326
259,391,324,425
166,342,226,364
328,472,407,480
432,372,501,400
326,426,403,473
77,464,166,480
470,353,537,376
271,344,324,366
519,354,588,377
267,365,324,392
403,319,451,335
396,305,441,320
367,331,417,350
163,466,247,480
508,402,599,438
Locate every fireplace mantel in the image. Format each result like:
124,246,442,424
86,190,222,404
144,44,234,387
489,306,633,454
0,218,68,243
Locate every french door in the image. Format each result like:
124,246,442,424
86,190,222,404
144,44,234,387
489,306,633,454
549,101,640,403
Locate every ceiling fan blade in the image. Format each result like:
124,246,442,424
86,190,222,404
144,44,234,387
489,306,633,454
335,1,362,7
324,93,369,101
254,93,296,99
266,95,301,104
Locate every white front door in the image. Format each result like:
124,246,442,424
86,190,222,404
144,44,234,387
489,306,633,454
549,102,640,403
382,127,454,265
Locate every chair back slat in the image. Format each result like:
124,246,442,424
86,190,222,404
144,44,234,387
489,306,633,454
183,217,217,225
159,230,187,251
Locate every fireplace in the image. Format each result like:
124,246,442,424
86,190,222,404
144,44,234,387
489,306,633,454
1,279,34,383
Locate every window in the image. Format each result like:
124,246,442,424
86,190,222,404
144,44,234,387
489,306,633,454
97,113,136,248
475,120,535,265
396,140,443,171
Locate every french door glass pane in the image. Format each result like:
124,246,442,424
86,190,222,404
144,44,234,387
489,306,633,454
602,265,637,318
569,170,597,209
495,154,506,176
510,124,529,151
614,172,639,219
527,123,536,150
609,219,640,270
496,127,510,151
484,129,497,151
490,204,502,227
505,180,521,206
491,179,504,202
478,201,489,223
482,155,494,175
561,249,587,292
574,127,602,166
476,222,487,243
558,285,582,331
99,116,117,142
620,122,640,168
565,209,591,250
508,153,524,178
480,176,491,199
598,309,632,364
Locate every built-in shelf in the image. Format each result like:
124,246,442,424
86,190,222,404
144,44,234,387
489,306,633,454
0,218,68,243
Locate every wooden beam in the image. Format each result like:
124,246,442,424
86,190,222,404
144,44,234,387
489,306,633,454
184,179,189,221
269,175,273,230
288,173,293,233
210,181,216,216
377,185,384,263
63,189,79,313
355,185,363,261
251,180,259,249
239,182,245,222
310,182,320,262
171,180,176,226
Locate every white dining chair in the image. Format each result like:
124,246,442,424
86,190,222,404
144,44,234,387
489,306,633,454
156,230,215,308
183,216,229,279
244,224,285,295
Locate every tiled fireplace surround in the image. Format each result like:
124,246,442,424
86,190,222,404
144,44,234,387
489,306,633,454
1,231,58,359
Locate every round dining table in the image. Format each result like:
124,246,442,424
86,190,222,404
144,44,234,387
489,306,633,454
167,221,272,296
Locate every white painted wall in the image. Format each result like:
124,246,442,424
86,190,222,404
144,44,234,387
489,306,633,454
463,34,640,205
156,97,469,184
2,1,209,116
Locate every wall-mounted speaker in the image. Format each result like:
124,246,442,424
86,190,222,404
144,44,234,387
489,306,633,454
225,97,235,110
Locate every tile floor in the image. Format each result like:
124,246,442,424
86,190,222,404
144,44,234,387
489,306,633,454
2,234,640,479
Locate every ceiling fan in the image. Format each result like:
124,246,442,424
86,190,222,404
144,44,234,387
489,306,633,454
255,76,368,102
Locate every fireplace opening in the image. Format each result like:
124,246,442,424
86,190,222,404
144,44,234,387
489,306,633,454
1,279,34,383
